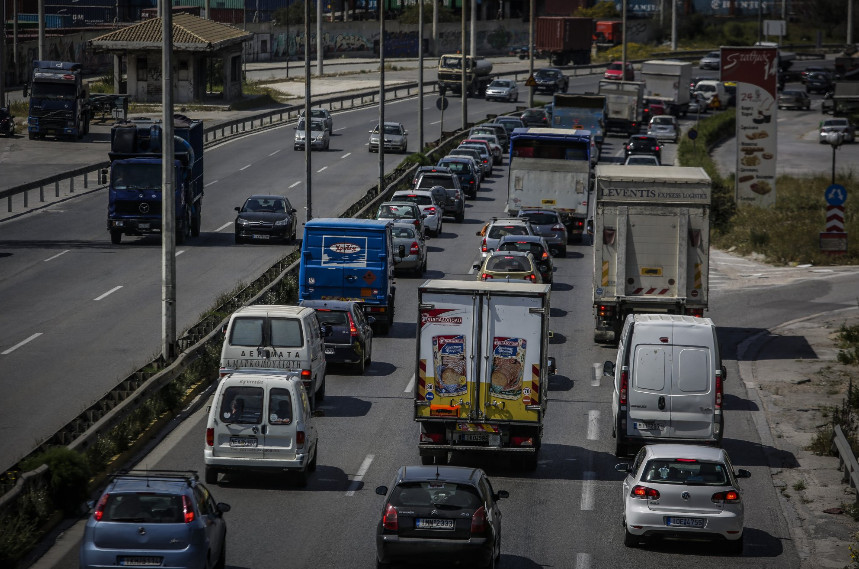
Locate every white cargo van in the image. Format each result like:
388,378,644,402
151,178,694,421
204,371,318,485
219,305,327,406
604,314,726,457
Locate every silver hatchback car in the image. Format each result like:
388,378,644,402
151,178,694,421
369,122,408,153
647,115,679,143
391,222,428,276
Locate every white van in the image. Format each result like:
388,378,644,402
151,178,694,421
204,371,318,485
604,314,726,457
693,80,728,109
219,305,327,406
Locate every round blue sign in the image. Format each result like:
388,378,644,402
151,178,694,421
687,128,698,140
425,392,434,401
825,184,847,206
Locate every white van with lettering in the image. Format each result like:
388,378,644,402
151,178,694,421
219,305,327,407
604,314,726,457
204,371,318,486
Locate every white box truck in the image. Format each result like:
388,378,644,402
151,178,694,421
592,165,711,343
598,79,645,136
640,60,692,117
414,280,555,470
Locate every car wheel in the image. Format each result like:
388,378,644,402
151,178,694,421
205,466,218,485
623,524,639,547
355,351,366,374
728,535,744,556
294,467,309,487
110,230,122,245
309,443,318,471
456,211,464,222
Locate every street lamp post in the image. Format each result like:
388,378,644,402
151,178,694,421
828,131,844,185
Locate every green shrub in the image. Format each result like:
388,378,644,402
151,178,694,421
20,447,89,515
0,512,40,566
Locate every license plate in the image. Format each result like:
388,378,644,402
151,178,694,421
324,348,334,355
252,234,270,240
138,223,150,229
230,437,258,447
634,422,664,431
463,433,489,442
118,557,162,566
665,517,705,528
416,518,454,530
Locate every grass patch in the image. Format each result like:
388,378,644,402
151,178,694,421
838,324,859,366
793,480,807,492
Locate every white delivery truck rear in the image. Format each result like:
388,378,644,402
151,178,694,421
414,280,554,470
592,165,711,343
640,60,692,117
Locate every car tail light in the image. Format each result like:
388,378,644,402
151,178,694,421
481,238,488,252
206,428,214,447
631,485,660,499
383,503,399,531
410,242,420,255
655,145,660,152
420,432,443,443
182,495,195,523
296,430,306,447
541,251,549,260
528,274,537,282
715,373,723,410
511,436,534,447
413,219,421,228
93,493,109,521
712,490,741,504
481,273,493,280
471,506,488,534
348,312,359,338
619,369,628,405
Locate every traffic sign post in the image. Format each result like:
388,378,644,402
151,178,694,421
821,183,847,254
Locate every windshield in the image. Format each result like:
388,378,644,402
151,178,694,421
652,116,674,125
391,226,416,239
310,109,327,118
396,194,432,206
377,203,417,219
99,493,185,523
417,175,451,189
111,163,164,189
536,70,558,79
486,255,531,272
522,212,558,225
440,56,462,69
490,80,511,88
440,161,469,173
488,225,529,239
642,459,729,485
220,385,263,425
31,82,76,100
315,310,347,326
242,197,287,213
499,241,544,257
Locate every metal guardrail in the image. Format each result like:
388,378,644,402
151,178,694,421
831,424,859,504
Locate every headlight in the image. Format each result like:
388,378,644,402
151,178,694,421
236,218,249,226
274,218,289,226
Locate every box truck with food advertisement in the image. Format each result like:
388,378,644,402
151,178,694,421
414,280,555,470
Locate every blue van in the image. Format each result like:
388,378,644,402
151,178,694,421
299,218,396,334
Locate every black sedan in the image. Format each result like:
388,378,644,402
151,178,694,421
299,299,373,374
520,108,550,127
234,194,298,244
533,67,569,94
624,134,662,162
805,72,833,94
375,465,508,569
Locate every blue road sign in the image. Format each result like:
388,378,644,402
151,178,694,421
826,184,847,206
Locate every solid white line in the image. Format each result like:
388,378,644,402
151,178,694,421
215,222,232,232
239,164,252,171
175,250,185,257
2,333,43,355
269,149,281,156
289,181,301,188
94,286,123,301
404,375,415,393
205,180,219,187
341,152,352,159
587,410,600,441
317,166,328,173
592,362,602,387
345,454,375,496
430,120,441,125
43,250,70,262
581,471,596,510
576,552,592,569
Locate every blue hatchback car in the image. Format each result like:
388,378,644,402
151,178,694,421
437,156,480,199
80,470,230,569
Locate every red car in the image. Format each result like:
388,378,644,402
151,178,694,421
604,61,635,81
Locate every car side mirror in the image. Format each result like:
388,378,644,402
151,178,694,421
603,360,615,377
291,208,297,214
735,469,752,479
614,463,631,473
495,490,509,500
216,503,231,515
235,206,241,212
100,168,108,185
375,485,388,496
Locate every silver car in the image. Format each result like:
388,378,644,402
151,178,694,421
369,122,408,153
647,115,679,143
294,118,330,151
391,222,428,276
819,118,856,144
517,209,568,257
699,50,721,70
298,107,333,132
485,79,519,102
477,217,534,257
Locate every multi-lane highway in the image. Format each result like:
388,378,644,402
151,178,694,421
6,63,859,569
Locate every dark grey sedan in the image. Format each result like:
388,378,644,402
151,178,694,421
234,194,298,244
778,90,811,110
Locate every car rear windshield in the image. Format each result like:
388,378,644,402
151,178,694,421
229,316,306,347
220,385,264,424
314,309,348,326
521,212,558,225
391,482,482,510
488,225,529,239
396,194,433,206
499,242,545,257
440,161,470,174
486,255,531,272
100,493,185,523
642,459,729,485
378,204,417,219
392,226,417,239
417,175,452,189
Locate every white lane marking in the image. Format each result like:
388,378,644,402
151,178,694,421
44,250,70,262
269,149,281,156
587,410,600,441
576,553,592,569
175,250,185,257
205,180,219,187
341,152,352,159
430,120,441,125
592,362,602,387
94,286,123,301
239,164,252,171
215,222,232,232
404,375,415,393
581,471,596,511
2,333,43,355
289,181,301,188
345,454,375,496
317,166,328,173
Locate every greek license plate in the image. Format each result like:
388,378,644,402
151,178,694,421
634,422,664,431
324,348,334,355
138,223,150,229
416,518,454,530
230,437,258,448
463,433,488,442
665,517,705,528
252,234,270,240
118,557,162,566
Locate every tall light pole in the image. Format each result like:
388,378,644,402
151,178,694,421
305,0,312,221
161,4,176,360
418,0,424,152
316,0,323,76
378,1,385,195
528,0,534,108
460,0,467,130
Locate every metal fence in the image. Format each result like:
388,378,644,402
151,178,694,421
831,425,859,504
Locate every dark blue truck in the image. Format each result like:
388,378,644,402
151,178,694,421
103,115,204,245
299,219,396,334
25,60,92,140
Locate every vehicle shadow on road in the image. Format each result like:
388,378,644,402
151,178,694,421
548,374,573,392
213,463,350,491
723,392,760,412
361,361,398,377
313,395,372,418
636,526,783,558
721,436,800,469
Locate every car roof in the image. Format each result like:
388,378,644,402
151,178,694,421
397,465,483,484
489,217,529,225
231,304,314,318
245,194,287,201
106,470,200,493
498,234,546,244
394,189,434,196
418,165,452,173
520,209,559,217
299,299,360,311
642,444,727,462
488,249,531,258
380,200,418,208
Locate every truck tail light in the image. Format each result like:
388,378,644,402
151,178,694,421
712,490,741,504
206,428,214,447
182,495,195,523
383,503,399,531
686,307,704,317
511,436,534,447
420,432,444,443
715,373,723,410
348,313,359,337
470,506,488,534
597,304,615,317
93,493,109,521
619,370,628,405
541,251,549,260
296,430,305,446
631,485,660,499
301,369,311,379
410,242,420,255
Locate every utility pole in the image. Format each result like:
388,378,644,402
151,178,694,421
671,0,677,51
38,0,45,59
432,0,438,57
418,0,424,152
460,0,466,129
316,0,323,76
161,5,176,360
528,0,534,108
470,0,476,62
305,0,312,221
378,2,385,195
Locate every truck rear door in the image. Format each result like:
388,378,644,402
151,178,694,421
623,210,680,299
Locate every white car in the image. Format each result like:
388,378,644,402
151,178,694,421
624,154,661,166
819,118,856,144
467,133,504,165
647,115,679,143
391,190,444,237
615,444,750,554
477,217,534,257
485,79,519,102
